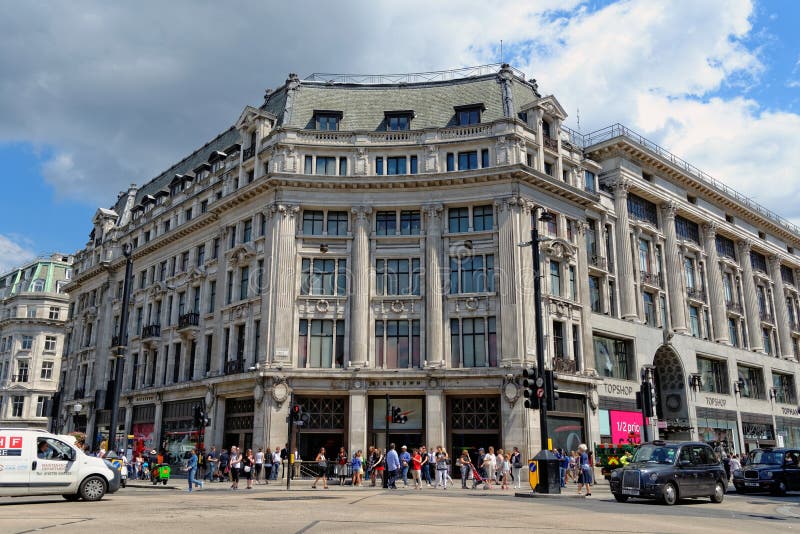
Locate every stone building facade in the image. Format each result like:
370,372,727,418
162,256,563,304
0,254,72,428
57,64,800,463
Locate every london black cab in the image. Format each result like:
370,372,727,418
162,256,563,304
610,440,727,505
732,448,800,495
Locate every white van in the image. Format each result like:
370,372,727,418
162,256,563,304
0,428,120,501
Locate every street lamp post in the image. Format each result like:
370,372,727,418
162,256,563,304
107,244,133,453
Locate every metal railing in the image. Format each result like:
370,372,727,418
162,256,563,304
542,134,558,152
726,301,743,314
686,287,705,301
142,324,161,339
178,312,200,329
304,63,526,84
640,271,662,288
589,255,608,271
225,359,245,375
553,356,578,374
243,146,255,160
11,373,29,383
760,311,775,324
582,123,800,237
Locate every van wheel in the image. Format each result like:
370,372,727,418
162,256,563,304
662,482,678,505
62,494,81,501
79,476,107,501
613,493,629,503
711,481,725,503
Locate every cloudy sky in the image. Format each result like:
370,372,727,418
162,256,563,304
0,0,798,272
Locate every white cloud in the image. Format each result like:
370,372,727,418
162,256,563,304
0,234,36,274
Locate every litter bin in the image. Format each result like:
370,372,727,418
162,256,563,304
533,449,561,494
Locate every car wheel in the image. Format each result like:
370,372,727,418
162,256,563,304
79,476,107,501
771,482,786,496
711,481,725,503
62,494,81,501
613,493,629,503
662,482,678,505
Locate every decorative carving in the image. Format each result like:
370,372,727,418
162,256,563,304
574,220,589,236
424,145,439,173
423,204,443,219
390,300,405,313
464,297,479,311
226,243,256,268
737,239,752,255
660,201,678,220
253,381,265,405
502,377,521,406
702,222,718,241
315,300,330,313
273,203,300,219
352,206,372,222
204,385,215,410
611,177,630,195
271,378,289,404
355,147,369,175
541,238,576,260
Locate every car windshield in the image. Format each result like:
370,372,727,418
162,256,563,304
632,444,678,465
746,450,783,465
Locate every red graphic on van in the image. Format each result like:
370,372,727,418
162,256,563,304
0,436,22,448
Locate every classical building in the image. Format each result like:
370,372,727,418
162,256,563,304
57,64,800,464
0,254,72,428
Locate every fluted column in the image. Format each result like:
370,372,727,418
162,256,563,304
270,204,300,366
575,221,593,373
424,204,444,367
738,240,763,352
518,202,536,365
661,202,688,333
702,223,729,343
496,198,522,365
349,206,371,367
612,178,638,321
768,256,793,358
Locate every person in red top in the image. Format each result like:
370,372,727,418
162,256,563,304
411,448,423,490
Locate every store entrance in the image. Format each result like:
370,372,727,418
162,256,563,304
450,432,501,478
224,432,252,452
298,432,346,461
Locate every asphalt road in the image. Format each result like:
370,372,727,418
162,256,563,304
2,480,799,533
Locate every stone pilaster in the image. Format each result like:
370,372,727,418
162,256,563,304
612,178,638,321
350,206,372,367
424,204,444,367
518,201,536,365
768,256,793,358
738,240,764,352
496,198,522,365
702,224,729,343
269,204,300,366
575,220,593,372
258,207,275,367
661,202,688,333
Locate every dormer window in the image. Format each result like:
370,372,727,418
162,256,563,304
384,111,413,131
542,120,552,138
314,110,342,131
454,103,485,126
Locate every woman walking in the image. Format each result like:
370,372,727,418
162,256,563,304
254,448,264,485
242,449,254,489
371,448,384,487
336,447,348,486
229,446,242,490
263,447,273,484
435,449,449,490
576,444,592,496
459,450,472,489
510,447,523,489
351,450,363,487
411,448,423,489
312,447,329,489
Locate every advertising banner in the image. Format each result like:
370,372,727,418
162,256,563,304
371,398,423,430
609,410,643,445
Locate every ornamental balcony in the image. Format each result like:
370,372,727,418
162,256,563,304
640,271,662,288
11,373,29,383
225,359,245,375
542,134,558,152
760,311,775,324
178,312,200,329
686,287,705,301
243,146,255,160
141,324,161,339
726,301,743,314
553,356,578,375
589,255,607,271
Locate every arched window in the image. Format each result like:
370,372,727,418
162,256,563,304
31,279,45,292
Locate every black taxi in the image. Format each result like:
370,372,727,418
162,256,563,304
733,448,800,495
610,440,727,505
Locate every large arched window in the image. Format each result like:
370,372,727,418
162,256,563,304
31,279,45,292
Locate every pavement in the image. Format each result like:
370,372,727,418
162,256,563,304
3,478,800,533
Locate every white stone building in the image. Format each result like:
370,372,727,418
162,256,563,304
0,254,72,428
57,64,800,464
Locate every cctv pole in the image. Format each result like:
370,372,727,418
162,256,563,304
107,244,133,454
531,210,549,451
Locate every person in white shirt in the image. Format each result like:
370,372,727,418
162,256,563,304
728,453,742,482
483,446,496,485
272,448,281,480
255,448,265,484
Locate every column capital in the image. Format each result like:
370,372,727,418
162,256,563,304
574,219,590,236
737,239,753,256
423,203,443,218
272,203,300,218
768,255,783,270
660,201,679,220
495,196,525,212
351,205,372,221
611,177,631,197
702,222,718,241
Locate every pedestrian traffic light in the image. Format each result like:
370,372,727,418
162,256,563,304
544,369,559,411
522,367,543,410
391,406,407,424
641,381,656,418
291,404,303,422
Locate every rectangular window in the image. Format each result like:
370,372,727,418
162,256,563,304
550,261,561,297
410,156,418,174
36,395,47,417
300,258,347,296
12,396,23,417
48,306,60,320
643,292,656,326
21,335,33,350
326,211,348,236
299,319,345,368
386,114,411,131
627,193,658,227
675,215,699,243
315,156,337,175
458,151,479,170
696,356,729,394
316,114,339,131
41,360,54,380
584,170,596,193
181,251,189,272
208,281,216,313
196,245,205,267
446,153,455,172
589,276,601,312
16,361,29,382
553,321,565,359
448,207,469,233
376,258,421,296
457,107,481,125
400,210,421,235
638,239,650,273
375,157,384,175
450,317,496,368
239,266,249,300
481,148,489,168
376,211,397,236
257,259,264,293
569,266,577,300
304,155,313,174
737,364,765,399
763,328,772,355
594,335,633,380
44,336,56,352
226,271,233,304
375,319,421,368
243,220,252,242
715,235,736,259
449,255,494,294
684,257,695,290
728,318,739,347
751,251,768,273
302,210,324,235
339,157,347,176
212,238,220,259
204,334,213,374
773,371,797,404
200,199,208,214
472,205,493,231
689,306,700,337
387,157,407,175
185,208,192,222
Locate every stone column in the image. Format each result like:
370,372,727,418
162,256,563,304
496,198,522,365
661,202,688,333
575,221,593,372
269,204,300,366
612,178,638,321
518,201,536,366
349,391,368,454
738,240,764,352
259,208,275,367
349,206,372,367
425,389,446,448
702,224,729,343
768,256,793,358
424,204,445,367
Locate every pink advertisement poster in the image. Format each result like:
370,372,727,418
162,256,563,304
609,410,643,445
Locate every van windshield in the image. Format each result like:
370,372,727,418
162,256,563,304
633,444,678,465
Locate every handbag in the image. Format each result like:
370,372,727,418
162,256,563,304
244,465,251,473
318,460,328,469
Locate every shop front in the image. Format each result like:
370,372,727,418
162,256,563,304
776,412,800,448
447,395,500,477
161,398,205,467
598,407,643,446
95,408,126,452
130,404,156,456
741,413,775,452
294,396,348,461
369,396,424,451
223,397,254,452
695,407,741,456
546,393,587,453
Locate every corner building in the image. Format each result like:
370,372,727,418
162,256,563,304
58,64,800,463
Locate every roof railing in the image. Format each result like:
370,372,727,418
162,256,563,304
304,63,526,85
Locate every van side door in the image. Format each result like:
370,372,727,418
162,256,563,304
30,437,79,495
0,433,30,496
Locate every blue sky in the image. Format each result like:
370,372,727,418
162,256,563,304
0,0,798,272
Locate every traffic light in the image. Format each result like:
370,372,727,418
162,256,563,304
640,381,656,418
544,370,559,411
391,406,407,424
291,404,303,422
192,406,202,427
522,367,543,410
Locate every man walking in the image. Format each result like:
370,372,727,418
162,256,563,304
399,445,411,487
386,443,400,489
420,446,432,487
204,446,218,482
